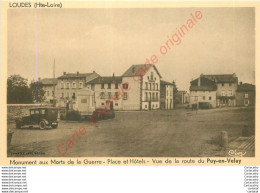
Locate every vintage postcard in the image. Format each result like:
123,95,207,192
0,1,259,166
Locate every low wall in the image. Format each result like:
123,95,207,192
7,104,51,124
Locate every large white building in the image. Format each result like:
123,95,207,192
121,64,162,110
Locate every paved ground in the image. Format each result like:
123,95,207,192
8,107,255,157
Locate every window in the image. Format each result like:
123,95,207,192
79,82,83,89
66,82,70,89
72,93,76,99
30,110,35,115
152,93,155,100
245,93,248,99
145,82,148,90
91,84,95,91
147,76,149,80
156,83,158,90
101,103,104,105
115,103,118,106
52,91,54,96
108,92,112,98
123,83,128,90
115,83,118,89
67,92,69,98
153,83,155,90
123,93,128,100
203,96,205,100
149,83,151,90
221,90,226,96
108,83,111,89
228,90,233,96
156,93,158,100
101,83,105,89
151,72,154,80
115,92,120,99
209,96,212,100
61,82,64,89
145,92,148,101
72,82,76,89
100,92,105,99
61,93,64,98
40,109,45,114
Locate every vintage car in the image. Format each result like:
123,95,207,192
15,107,58,130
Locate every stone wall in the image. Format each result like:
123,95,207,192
7,104,50,124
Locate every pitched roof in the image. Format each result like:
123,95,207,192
57,72,98,79
190,85,217,91
201,74,238,83
237,83,255,92
190,77,217,91
87,76,122,84
160,80,173,85
40,78,57,85
122,64,162,78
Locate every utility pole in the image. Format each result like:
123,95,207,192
53,59,56,107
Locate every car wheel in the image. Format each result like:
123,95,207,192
39,121,46,130
52,124,58,129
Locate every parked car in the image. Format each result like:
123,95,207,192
91,107,115,121
15,107,58,130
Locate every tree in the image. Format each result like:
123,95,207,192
172,80,178,105
7,75,32,104
30,81,46,103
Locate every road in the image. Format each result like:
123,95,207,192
8,107,255,157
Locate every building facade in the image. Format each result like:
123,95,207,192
176,91,189,104
86,76,127,111
56,71,100,109
201,74,238,107
236,83,255,107
160,80,174,110
40,78,57,104
189,76,217,108
122,64,162,110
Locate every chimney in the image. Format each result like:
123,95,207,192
113,73,115,78
38,77,41,81
77,71,79,75
198,77,201,86
63,72,66,75
240,82,242,85
93,71,95,73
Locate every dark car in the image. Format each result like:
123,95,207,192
15,107,58,130
91,107,115,121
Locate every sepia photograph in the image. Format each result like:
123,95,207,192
6,7,255,158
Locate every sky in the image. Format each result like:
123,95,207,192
7,8,255,91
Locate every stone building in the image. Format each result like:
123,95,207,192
56,71,100,108
40,78,57,104
86,75,127,111
201,74,238,107
160,80,174,110
189,76,217,108
236,82,255,107
176,90,189,104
